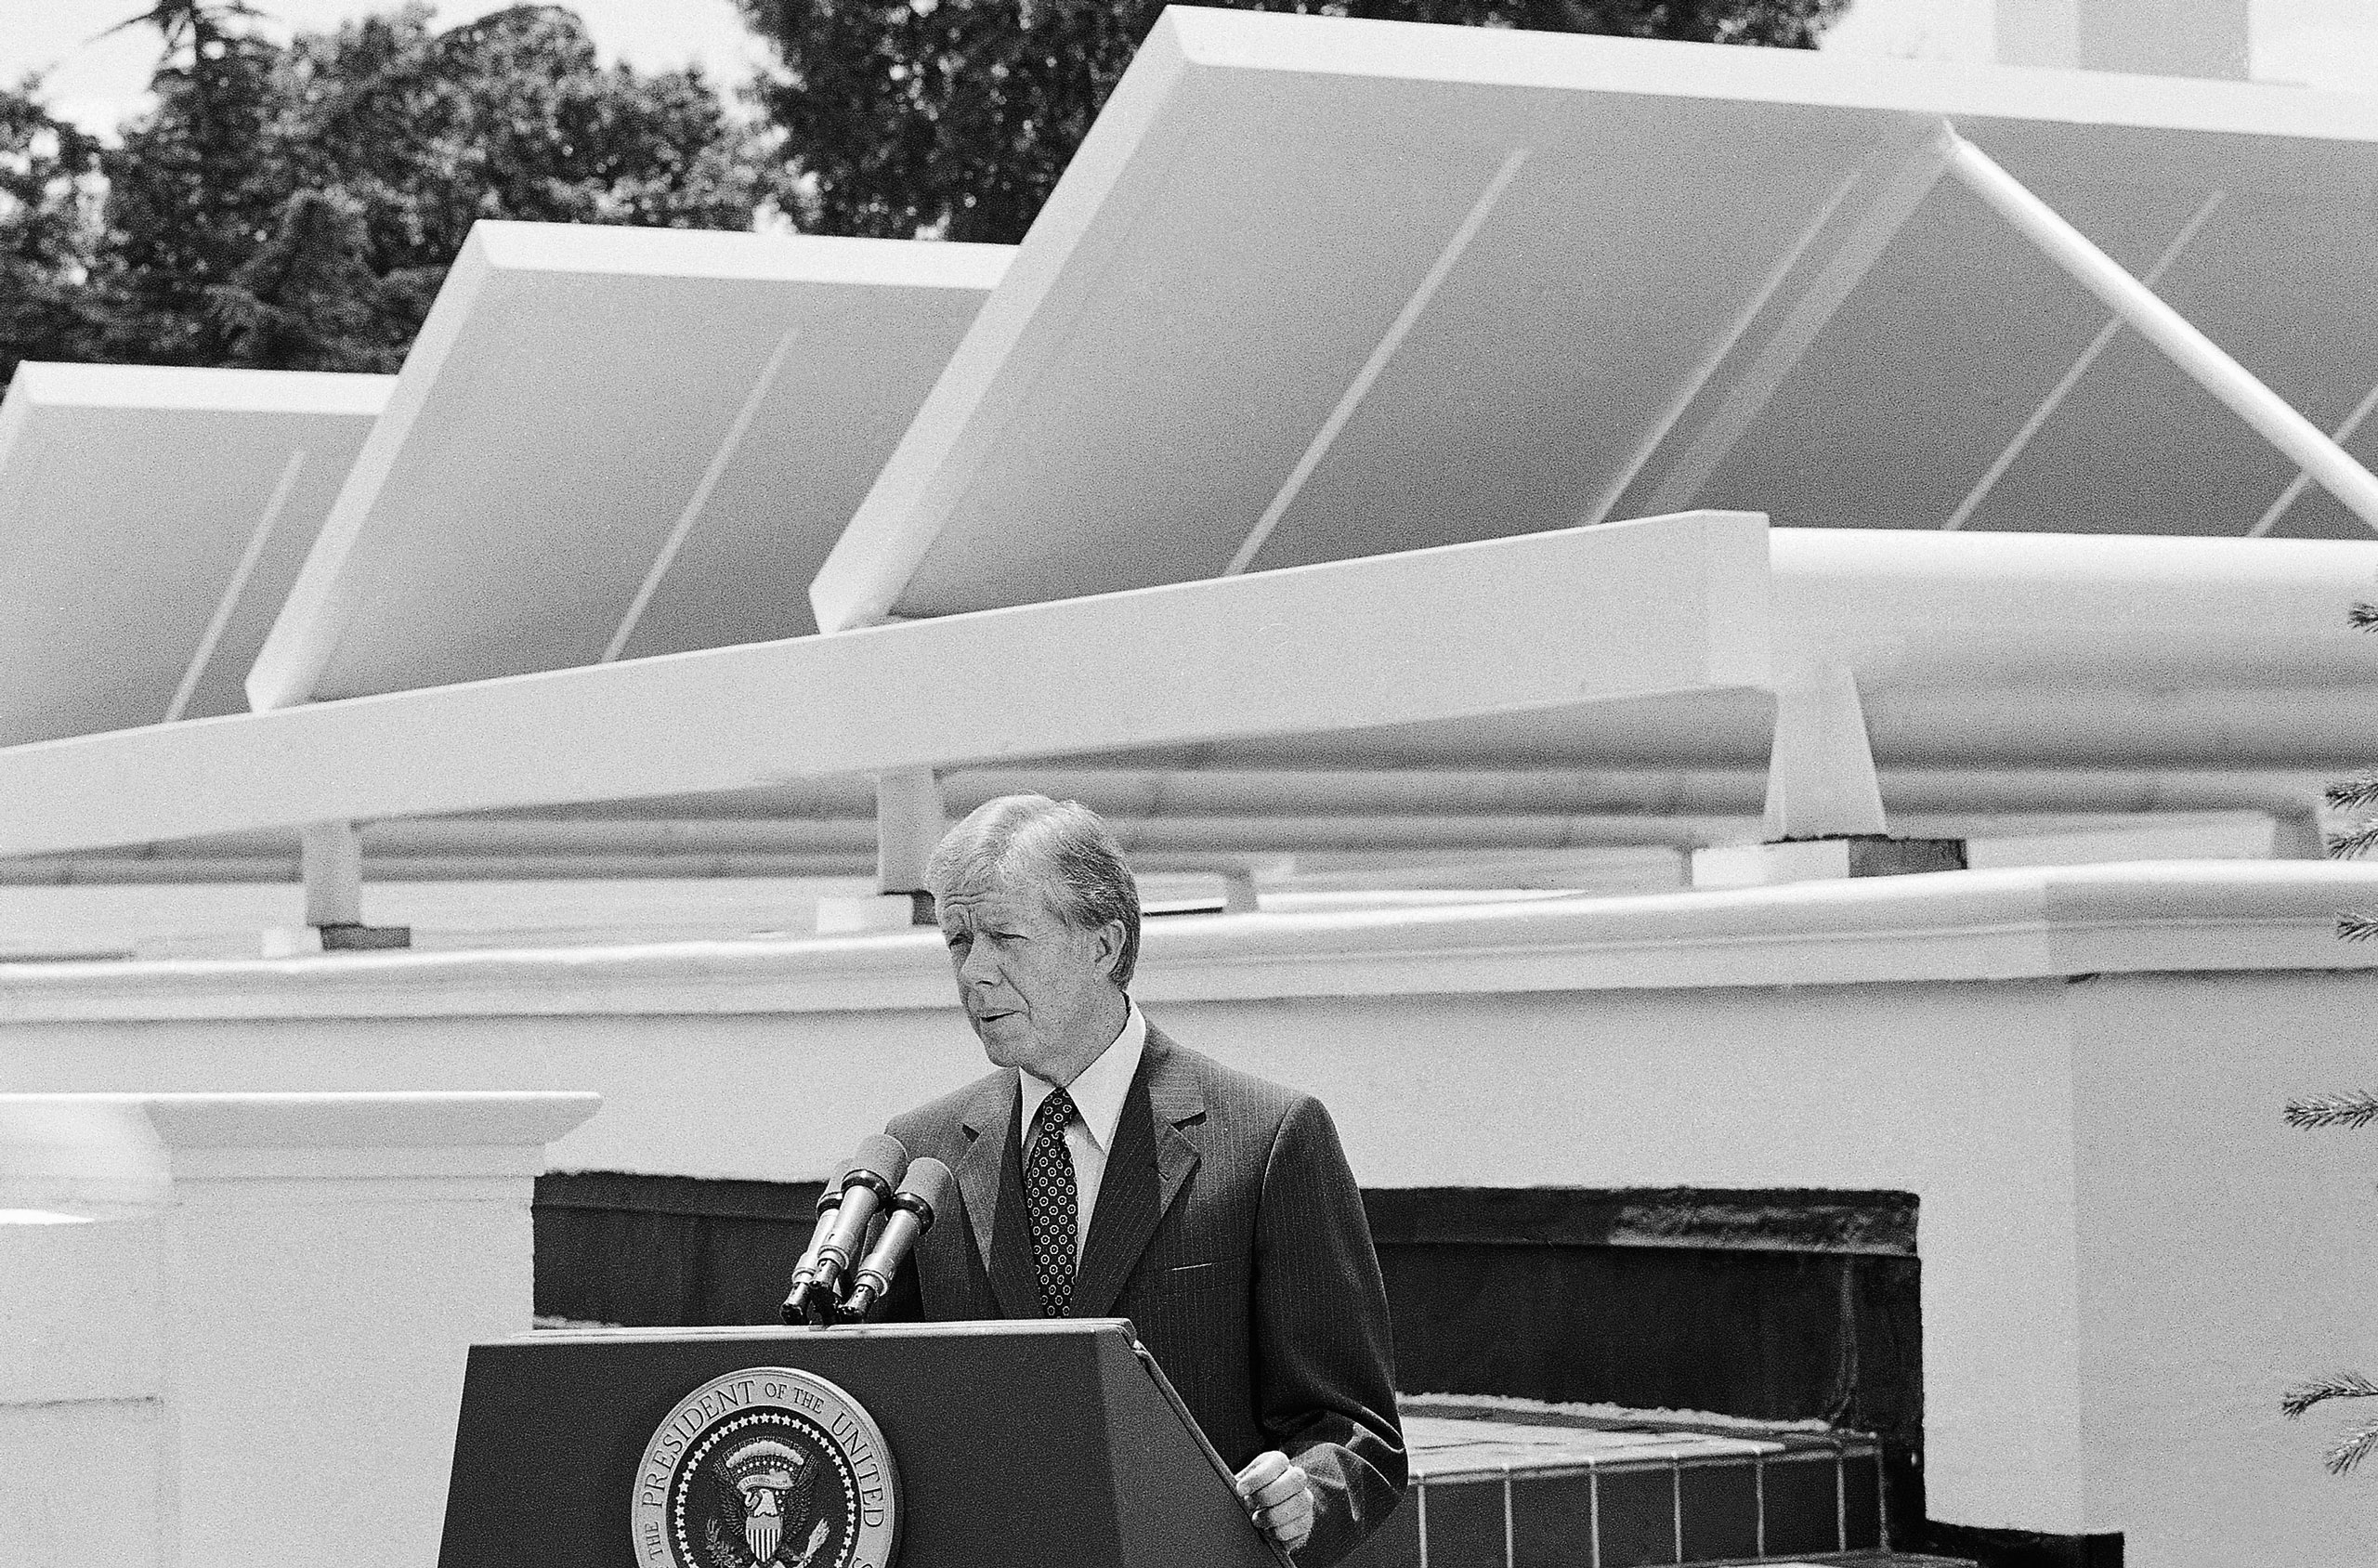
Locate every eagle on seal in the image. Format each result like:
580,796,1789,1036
711,1437,829,1567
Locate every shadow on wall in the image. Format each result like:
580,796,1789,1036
531,1177,1923,1531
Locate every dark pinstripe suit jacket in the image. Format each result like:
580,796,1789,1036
881,1023,1406,1567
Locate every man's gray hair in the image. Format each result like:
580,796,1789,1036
927,794,1142,988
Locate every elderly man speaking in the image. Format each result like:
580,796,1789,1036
877,794,1405,1565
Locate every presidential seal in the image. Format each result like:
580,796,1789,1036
632,1367,899,1568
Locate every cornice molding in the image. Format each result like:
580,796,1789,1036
0,861,2371,1025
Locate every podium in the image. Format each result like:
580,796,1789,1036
436,1318,1285,1568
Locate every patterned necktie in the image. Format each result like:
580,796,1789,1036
1025,1087,1079,1317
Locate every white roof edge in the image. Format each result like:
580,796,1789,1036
2,361,393,416
470,219,1014,290
1163,3,2378,144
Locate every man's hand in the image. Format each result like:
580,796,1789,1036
1235,1449,1314,1556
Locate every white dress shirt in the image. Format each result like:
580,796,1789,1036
1018,999,1147,1263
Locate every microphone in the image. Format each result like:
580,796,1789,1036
779,1158,858,1326
840,1156,953,1321
795,1133,908,1323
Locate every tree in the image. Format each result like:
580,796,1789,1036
98,1,292,366
8,2,771,381
206,186,396,371
737,0,1849,244
265,7,769,296
0,80,109,386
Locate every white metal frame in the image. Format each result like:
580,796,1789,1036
1579,158,1874,529
601,325,804,662
873,768,947,895
165,450,311,724
1224,150,1532,577
1634,125,1955,518
1942,190,2227,532
1762,665,1888,841
299,819,365,926
16,109,2378,877
1940,127,2378,536
0,513,1770,859
2250,382,2378,538
1746,124,2378,839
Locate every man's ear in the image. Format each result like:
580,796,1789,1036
1092,919,1127,979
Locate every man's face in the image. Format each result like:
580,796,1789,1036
937,869,1123,1085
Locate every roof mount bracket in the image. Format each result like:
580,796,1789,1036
816,771,946,934
300,819,410,951
1693,665,1974,887
1761,663,1887,842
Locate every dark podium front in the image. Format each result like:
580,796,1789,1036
437,1318,1284,1568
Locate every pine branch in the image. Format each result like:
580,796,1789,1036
2328,819,2378,860
2329,777,2378,812
2283,1371,2378,1418
2340,912,2378,944
2353,601,2378,633
98,2,268,50
2285,1094,2378,1130
2329,1417,2378,1476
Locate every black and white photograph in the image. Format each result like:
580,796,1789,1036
1,1,2375,1564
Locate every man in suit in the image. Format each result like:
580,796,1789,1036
881,794,1405,1566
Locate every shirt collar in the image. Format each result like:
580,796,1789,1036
1020,999,1147,1155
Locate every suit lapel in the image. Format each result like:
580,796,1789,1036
960,1065,1046,1323
1071,1026,1205,1319
946,1065,1022,1313
986,1114,1045,1320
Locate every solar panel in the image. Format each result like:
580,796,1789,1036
247,223,1009,709
0,362,386,746
811,7,2378,633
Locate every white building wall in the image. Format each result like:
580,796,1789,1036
2,865,2373,1561
0,1400,164,1563
2068,973,2378,1563
0,1208,163,1568
0,1093,600,1568
1173,981,2097,1538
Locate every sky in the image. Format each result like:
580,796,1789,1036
0,1,768,135
3,0,2377,138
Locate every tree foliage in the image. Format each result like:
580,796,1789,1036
0,81,110,383
4,2,767,385
738,0,1849,244
2283,1371,2378,1476
2290,591,2378,1478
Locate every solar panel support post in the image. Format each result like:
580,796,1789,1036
1761,664,1888,842
1692,666,1971,888
875,767,947,914
1941,127,2378,537
300,818,411,950
301,819,364,927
